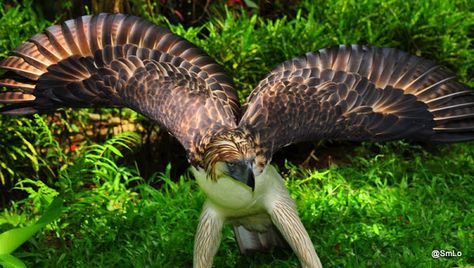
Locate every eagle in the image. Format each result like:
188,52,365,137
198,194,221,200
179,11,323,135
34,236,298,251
1,14,473,268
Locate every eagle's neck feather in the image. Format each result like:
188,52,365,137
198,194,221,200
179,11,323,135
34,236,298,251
191,164,285,219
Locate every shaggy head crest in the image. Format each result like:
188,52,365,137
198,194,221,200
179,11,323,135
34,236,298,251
203,129,255,181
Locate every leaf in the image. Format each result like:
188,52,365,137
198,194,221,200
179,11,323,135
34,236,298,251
106,145,123,157
0,254,26,268
372,223,380,235
0,225,42,254
0,197,63,254
243,0,258,9
36,197,63,226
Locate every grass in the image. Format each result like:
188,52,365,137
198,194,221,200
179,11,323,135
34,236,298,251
4,139,472,267
0,0,473,267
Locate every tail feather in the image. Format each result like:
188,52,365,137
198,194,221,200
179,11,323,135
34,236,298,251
233,225,290,255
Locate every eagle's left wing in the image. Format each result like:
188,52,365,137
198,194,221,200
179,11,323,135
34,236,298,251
0,14,240,165
238,45,474,167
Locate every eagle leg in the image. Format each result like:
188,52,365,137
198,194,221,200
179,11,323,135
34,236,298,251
267,191,323,268
193,202,224,268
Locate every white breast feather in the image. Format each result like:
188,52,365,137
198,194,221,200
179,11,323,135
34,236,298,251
190,164,285,218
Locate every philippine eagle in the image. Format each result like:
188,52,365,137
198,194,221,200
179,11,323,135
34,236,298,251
1,14,473,268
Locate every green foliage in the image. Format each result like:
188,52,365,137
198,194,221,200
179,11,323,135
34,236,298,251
0,129,142,266
0,0,51,57
0,197,63,268
0,0,473,267
285,142,474,267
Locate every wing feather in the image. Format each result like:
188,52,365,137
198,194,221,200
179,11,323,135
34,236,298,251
239,45,474,164
0,13,239,165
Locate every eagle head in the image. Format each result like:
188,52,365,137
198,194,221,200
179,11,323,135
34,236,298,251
203,129,256,191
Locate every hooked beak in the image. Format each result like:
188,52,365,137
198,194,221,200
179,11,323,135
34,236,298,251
242,166,255,191
227,161,255,191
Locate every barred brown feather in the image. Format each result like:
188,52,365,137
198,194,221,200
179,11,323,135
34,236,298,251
1,15,474,267
1,17,473,171
240,45,474,162
0,13,239,164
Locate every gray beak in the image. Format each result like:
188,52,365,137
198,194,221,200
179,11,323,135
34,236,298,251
242,166,255,191
227,161,255,191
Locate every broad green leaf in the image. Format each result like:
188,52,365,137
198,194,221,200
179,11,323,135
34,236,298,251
0,225,43,254
0,254,26,268
36,197,63,226
0,197,63,254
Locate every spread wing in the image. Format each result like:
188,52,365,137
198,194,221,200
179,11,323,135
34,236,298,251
239,45,474,165
0,13,240,164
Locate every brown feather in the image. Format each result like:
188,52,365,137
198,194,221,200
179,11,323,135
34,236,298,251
0,13,239,165
240,45,474,163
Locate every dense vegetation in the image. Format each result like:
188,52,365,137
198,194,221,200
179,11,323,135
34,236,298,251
0,0,473,267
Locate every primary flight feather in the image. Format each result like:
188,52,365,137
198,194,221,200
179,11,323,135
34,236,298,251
1,14,473,268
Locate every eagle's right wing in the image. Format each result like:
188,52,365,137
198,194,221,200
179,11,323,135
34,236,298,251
238,45,474,167
0,13,240,164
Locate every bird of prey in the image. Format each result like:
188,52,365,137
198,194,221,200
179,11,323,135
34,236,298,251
1,13,473,268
